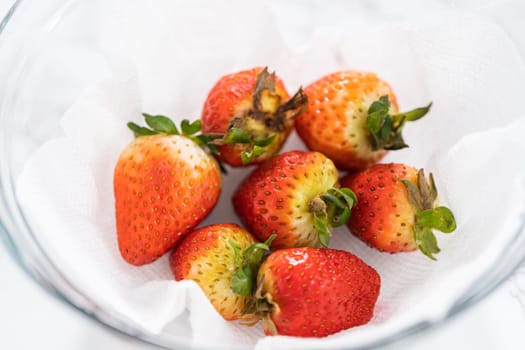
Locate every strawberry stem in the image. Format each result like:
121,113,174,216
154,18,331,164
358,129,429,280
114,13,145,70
231,235,276,297
401,169,457,260
262,314,278,335
310,187,357,247
217,67,307,165
366,95,432,151
274,85,308,124
241,276,278,330
416,207,456,233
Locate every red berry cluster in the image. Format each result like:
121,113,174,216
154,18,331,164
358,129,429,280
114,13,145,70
113,67,456,338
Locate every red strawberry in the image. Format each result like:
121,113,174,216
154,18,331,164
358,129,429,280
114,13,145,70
295,71,431,171
245,247,381,337
114,114,221,265
233,150,356,248
171,223,273,320
201,67,307,166
341,163,456,260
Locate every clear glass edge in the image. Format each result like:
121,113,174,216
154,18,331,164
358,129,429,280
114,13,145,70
0,1,524,349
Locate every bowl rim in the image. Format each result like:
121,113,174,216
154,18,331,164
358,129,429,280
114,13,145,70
1,1,525,349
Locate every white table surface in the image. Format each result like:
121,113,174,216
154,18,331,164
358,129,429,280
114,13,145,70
1,1,525,349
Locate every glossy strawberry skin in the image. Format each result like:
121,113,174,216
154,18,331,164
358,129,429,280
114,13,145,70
233,151,339,248
258,247,381,337
201,67,292,166
296,71,399,171
114,134,221,266
170,223,257,320
341,163,418,252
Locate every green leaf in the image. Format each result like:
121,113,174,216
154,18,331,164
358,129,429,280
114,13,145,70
263,234,277,248
401,179,424,211
127,122,157,137
319,187,356,228
392,102,432,122
366,109,387,134
253,134,276,147
338,187,358,207
241,145,265,165
318,231,330,248
320,193,346,209
223,128,251,145
241,152,252,165
243,234,275,269
379,115,394,142
196,133,223,146
313,216,330,248
231,234,275,297
252,145,265,157
330,207,351,227
207,143,219,155
366,96,430,151
368,95,390,114
383,132,408,150
401,168,456,260
231,266,253,296
417,207,456,233
429,173,438,204
245,242,270,266
143,113,179,134
366,96,393,150
180,119,202,135
415,227,440,261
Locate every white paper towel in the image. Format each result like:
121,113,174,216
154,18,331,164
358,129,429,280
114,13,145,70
14,1,525,349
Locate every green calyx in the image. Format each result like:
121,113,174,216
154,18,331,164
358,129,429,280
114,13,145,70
127,113,227,173
222,67,308,165
230,234,276,297
366,95,432,151
240,273,277,331
401,169,457,260
309,187,357,248
222,127,277,165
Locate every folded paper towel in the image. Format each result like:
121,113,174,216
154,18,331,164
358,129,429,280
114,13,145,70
14,1,525,349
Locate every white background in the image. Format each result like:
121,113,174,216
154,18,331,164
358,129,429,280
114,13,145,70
1,0,525,349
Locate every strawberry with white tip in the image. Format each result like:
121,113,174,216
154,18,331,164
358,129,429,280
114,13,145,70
114,114,221,265
170,223,274,320
233,150,356,248
295,71,431,170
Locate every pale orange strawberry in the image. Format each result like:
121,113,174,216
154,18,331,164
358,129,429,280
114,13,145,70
233,151,356,248
296,71,431,171
114,115,221,265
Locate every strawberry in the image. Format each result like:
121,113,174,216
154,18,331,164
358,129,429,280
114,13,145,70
170,223,273,320
233,150,356,248
340,163,456,260
201,67,307,166
295,71,431,171
114,114,221,265
244,247,381,337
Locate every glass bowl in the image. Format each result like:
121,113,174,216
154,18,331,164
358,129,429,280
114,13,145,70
1,1,525,349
